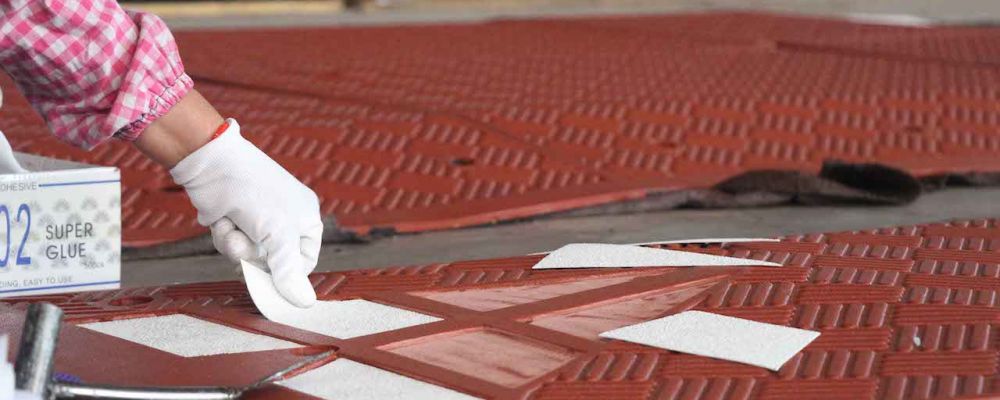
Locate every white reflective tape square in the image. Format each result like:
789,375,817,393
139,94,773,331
599,311,819,371
280,359,480,399
80,314,300,357
533,243,781,269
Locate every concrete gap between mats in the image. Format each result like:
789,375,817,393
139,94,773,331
122,163,1000,261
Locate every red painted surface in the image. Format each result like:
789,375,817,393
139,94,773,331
2,218,1000,399
412,270,665,312
384,328,580,388
3,13,1000,247
529,279,724,340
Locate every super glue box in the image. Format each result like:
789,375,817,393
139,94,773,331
0,152,121,297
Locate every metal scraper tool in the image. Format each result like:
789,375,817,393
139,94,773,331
14,302,333,399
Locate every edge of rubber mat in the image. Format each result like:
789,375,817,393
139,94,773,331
122,169,1000,260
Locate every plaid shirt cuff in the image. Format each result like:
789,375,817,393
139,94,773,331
0,1,193,149
113,72,194,142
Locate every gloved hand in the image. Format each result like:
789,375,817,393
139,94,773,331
170,119,322,307
0,85,27,175
0,86,27,175
0,130,28,174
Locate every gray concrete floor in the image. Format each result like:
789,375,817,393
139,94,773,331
125,187,1000,287
120,0,1000,288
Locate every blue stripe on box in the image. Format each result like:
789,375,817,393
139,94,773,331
0,280,120,294
39,179,120,188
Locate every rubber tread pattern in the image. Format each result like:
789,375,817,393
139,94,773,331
1,217,998,399
3,13,1000,245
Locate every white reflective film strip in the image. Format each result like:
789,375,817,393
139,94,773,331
531,243,782,269
280,358,481,400
529,238,779,255
600,311,819,371
80,314,300,357
243,261,440,338
625,238,780,246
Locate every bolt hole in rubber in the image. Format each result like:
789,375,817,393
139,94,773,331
161,185,185,193
109,296,155,307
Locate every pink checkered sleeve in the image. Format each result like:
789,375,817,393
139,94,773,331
0,0,193,150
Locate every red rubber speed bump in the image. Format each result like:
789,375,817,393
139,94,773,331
3,217,1000,399
5,13,1000,246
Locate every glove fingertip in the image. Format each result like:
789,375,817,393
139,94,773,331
224,230,260,263
275,273,317,308
212,218,237,233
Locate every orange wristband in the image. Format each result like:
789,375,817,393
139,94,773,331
210,120,230,142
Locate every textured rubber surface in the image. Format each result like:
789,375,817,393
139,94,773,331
3,217,1000,399
4,12,1000,246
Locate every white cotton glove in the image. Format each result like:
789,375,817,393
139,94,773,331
170,119,322,308
0,130,27,174
0,86,26,175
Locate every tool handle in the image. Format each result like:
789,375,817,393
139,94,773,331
15,303,63,398
52,383,241,400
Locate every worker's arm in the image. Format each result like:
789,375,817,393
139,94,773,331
0,0,321,307
0,0,192,149
133,90,222,167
